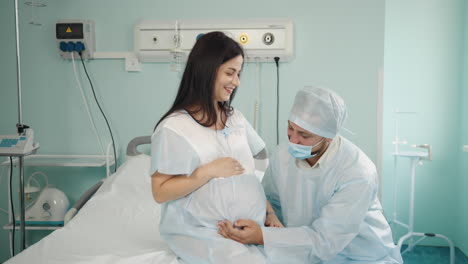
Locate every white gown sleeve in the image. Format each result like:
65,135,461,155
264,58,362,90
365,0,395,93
150,126,200,176
262,176,375,263
261,150,282,219
241,112,266,156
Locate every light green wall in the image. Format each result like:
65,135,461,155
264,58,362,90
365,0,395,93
458,0,468,255
0,0,385,262
383,0,465,252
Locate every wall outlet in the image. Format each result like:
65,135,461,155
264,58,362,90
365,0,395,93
125,54,141,72
56,20,95,59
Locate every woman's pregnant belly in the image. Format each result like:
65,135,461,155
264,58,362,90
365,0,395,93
184,174,266,228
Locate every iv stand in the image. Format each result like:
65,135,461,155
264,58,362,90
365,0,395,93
394,149,455,264
14,0,26,252
9,0,39,253
390,109,414,229
390,110,455,264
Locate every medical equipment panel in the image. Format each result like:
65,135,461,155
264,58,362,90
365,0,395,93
0,129,39,156
56,20,95,59
135,19,294,63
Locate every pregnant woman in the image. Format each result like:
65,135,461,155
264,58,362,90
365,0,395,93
150,31,281,264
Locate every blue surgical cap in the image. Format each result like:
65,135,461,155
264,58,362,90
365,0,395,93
288,86,347,139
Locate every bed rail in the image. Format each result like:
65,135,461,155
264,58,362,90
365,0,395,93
64,180,104,225
126,136,151,157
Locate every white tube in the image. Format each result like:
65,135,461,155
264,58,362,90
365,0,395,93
434,234,455,264
106,141,112,177
408,158,417,249
392,157,399,223
70,52,105,155
253,58,261,131
28,171,49,188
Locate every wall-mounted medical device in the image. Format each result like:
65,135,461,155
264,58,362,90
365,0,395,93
135,19,294,63
56,20,95,59
0,129,39,156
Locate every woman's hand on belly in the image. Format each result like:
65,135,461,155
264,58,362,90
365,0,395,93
198,157,245,179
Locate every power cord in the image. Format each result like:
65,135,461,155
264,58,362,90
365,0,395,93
70,51,106,156
9,157,15,257
274,57,280,145
78,52,118,173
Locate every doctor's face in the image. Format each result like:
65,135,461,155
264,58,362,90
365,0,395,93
213,55,243,103
287,121,327,150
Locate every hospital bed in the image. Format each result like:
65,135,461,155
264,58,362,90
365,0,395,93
5,136,181,264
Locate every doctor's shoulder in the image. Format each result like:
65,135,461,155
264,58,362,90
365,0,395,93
336,137,378,180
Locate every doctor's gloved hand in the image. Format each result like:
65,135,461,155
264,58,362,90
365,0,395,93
217,219,264,245
199,157,244,179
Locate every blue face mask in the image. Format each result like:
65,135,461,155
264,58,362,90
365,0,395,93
288,139,324,159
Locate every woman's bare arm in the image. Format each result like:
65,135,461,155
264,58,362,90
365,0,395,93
151,157,244,203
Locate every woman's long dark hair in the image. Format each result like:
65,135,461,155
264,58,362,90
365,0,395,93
154,31,244,131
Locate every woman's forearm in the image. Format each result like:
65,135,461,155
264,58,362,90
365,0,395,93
151,157,243,203
151,167,210,203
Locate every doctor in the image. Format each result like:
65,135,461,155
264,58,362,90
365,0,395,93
218,86,403,263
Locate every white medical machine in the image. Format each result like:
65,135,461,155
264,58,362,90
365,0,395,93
17,188,70,226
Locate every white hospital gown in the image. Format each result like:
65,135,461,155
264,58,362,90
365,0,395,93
262,136,403,263
150,109,267,264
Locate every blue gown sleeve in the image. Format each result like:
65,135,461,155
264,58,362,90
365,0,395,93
262,174,376,263
150,126,200,176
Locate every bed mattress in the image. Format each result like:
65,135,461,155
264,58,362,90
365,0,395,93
6,154,180,264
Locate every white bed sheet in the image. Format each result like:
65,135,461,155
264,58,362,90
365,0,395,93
6,154,180,264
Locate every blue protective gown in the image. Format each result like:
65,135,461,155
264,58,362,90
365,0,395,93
262,136,403,264
151,109,267,264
